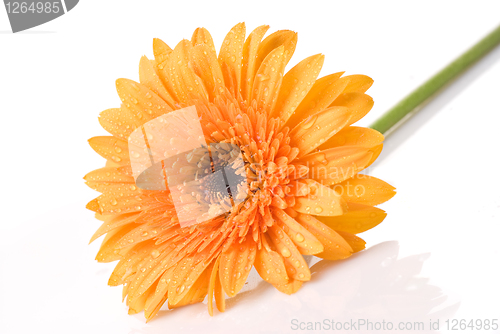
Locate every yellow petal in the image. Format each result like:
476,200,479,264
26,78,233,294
285,73,348,128
294,179,346,216
88,136,129,165
219,237,256,297
295,213,353,260
317,202,387,234
218,22,246,94
318,126,384,150
268,225,311,281
272,54,324,122
251,45,287,114
300,146,374,186
152,38,172,68
333,174,396,206
331,92,374,125
84,166,133,184
342,74,373,93
271,207,323,255
336,230,366,253
289,106,350,157
138,56,176,109
241,25,270,101
254,240,289,285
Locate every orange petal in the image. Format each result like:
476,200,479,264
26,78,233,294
152,38,172,68
267,225,311,281
115,78,171,123
108,240,156,286
219,237,256,297
128,282,157,315
331,92,374,125
89,212,140,243
241,25,270,101
253,240,289,285
336,230,366,253
218,22,246,94
144,265,176,321
271,207,323,255
214,264,226,313
272,54,324,122
190,43,225,100
95,223,136,263
300,146,374,186
255,30,297,75
98,107,140,139
286,73,348,128
289,106,350,157
88,136,129,165
317,202,387,234
191,27,216,53
318,126,384,150
295,214,353,260
138,56,176,109
167,40,209,102
342,74,373,93
207,256,220,316
251,45,287,114
167,253,210,306
273,279,303,295
294,179,346,216
84,166,134,184
170,260,212,308
333,175,396,206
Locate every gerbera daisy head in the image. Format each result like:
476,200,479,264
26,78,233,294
85,22,395,321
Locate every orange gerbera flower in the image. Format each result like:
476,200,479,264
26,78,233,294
85,23,395,321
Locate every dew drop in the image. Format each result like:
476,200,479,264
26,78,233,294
296,233,305,242
111,198,118,206
151,249,160,258
111,156,122,162
315,207,323,214
281,248,291,258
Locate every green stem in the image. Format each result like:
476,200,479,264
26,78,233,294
370,24,500,135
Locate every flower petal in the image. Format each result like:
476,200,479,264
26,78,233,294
207,256,220,316
285,73,348,128
268,225,311,281
139,56,176,109
241,25,270,101
273,279,303,295
115,78,171,123
219,237,256,297
300,146,374,185
289,106,350,157
255,30,297,74
318,126,384,150
98,107,140,139
191,27,216,53
333,174,396,206
88,136,129,165
272,54,324,122
190,43,225,100
89,212,140,244
168,252,210,306
170,261,211,308
219,22,246,94
295,213,353,260
144,265,176,321
271,207,323,255
317,202,387,234
336,230,366,253
342,74,373,93
294,179,346,216
253,240,289,285
251,45,287,113
331,92,374,125
95,223,137,263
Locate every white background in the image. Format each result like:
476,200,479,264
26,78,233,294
1,1,500,333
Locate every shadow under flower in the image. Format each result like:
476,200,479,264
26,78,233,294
130,241,459,334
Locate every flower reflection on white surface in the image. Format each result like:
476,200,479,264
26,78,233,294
128,241,459,334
